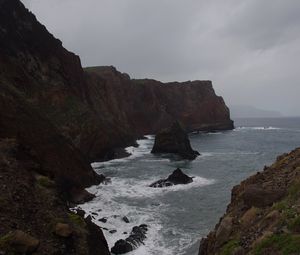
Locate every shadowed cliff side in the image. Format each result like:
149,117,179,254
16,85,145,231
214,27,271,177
199,148,300,255
0,0,136,161
0,138,110,255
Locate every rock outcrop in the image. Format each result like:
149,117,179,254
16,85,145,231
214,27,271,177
199,148,300,255
151,122,200,159
150,168,193,188
111,224,148,254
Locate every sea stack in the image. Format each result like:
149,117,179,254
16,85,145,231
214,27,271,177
151,122,200,160
150,168,194,188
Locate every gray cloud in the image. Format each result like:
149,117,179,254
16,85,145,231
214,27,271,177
21,0,300,116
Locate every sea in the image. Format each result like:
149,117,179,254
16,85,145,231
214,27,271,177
77,117,300,255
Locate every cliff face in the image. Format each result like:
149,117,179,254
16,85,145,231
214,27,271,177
85,66,233,136
0,0,233,162
199,148,300,255
0,0,136,162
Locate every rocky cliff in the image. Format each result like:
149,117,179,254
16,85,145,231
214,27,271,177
0,0,233,162
85,66,233,137
199,148,300,255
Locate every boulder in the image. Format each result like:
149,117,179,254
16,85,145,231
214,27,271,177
150,168,193,188
54,223,73,238
99,217,108,223
111,224,148,254
111,239,133,254
151,122,200,160
10,230,39,254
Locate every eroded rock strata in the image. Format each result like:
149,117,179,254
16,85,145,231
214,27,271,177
199,148,300,255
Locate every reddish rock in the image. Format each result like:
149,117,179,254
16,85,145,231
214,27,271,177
54,223,73,238
10,230,39,254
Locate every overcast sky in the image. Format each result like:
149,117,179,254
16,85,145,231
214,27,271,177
21,0,300,116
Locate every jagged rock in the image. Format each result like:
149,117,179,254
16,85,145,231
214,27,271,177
150,168,193,188
98,217,107,223
10,230,39,254
75,209,85,218
111,240,133,254
151,122,200,160
122,216,130,223
54,223,73,238
111,224,148,254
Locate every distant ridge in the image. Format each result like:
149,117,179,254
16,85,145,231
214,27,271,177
230,105,283,118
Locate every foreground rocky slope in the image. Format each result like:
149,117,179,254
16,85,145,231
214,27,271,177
199,148,300,255
0,138,110,255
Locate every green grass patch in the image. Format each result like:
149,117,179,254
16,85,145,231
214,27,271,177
288,216,300,232
220,239,240,255
253,234,300,255
273,200,289,211
0,232,13,250
68,213,86,228
36,175,54,188
288,181,300,201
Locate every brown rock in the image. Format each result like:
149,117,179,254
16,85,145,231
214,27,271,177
261,210,281,231
54,223,73,238
241,207,259,227
10,230,39,254
215,216,233,247
232,246,245,255
242,185,285,208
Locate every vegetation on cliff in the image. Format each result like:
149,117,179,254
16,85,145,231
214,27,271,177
199,148,300,255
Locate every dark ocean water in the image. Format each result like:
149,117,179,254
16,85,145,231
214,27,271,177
78,117,300,255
